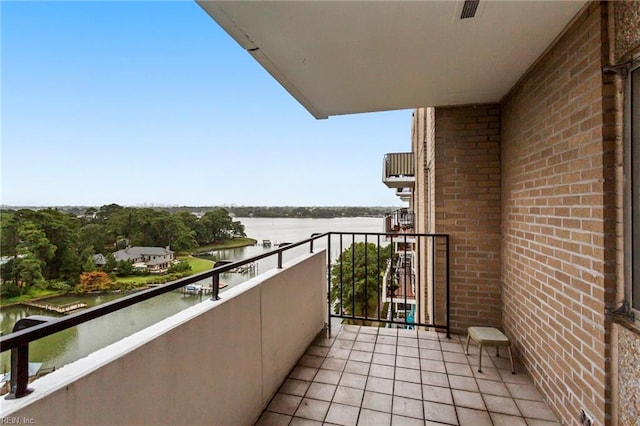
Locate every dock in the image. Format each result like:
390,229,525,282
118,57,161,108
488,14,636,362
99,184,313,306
180,283,228,295
230,262,257,274
22,301,87,315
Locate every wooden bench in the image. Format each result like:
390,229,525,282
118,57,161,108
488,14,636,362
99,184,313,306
464,326,515,374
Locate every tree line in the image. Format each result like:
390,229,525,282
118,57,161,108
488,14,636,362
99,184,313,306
0,204,245,297
2,205,395,219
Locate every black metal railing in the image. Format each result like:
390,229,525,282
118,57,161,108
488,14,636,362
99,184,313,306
0,234,326,399
384,208,415,234
1,231,449,399
326,232,449,337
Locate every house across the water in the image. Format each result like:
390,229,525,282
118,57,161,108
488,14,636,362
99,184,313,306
113,246,174,274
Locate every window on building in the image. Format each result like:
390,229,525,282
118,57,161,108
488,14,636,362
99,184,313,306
631,63,640,315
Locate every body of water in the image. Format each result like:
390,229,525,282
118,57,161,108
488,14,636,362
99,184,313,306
1,216,384,373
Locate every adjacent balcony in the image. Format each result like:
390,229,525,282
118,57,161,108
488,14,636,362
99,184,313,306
395,187,412,202
382,153,415,188
384,209,415,235
0,232,559,425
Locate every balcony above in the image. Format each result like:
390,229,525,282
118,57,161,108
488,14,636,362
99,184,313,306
396,187,412,202
383,153,414,189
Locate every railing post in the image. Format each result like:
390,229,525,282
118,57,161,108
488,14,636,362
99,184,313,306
211,260,233,301
7,316,55,399
277,252,283,269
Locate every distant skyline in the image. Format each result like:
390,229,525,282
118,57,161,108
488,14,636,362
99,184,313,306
1,1,412,208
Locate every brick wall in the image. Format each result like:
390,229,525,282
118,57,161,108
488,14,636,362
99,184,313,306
501,3,612,423
433,104,502,333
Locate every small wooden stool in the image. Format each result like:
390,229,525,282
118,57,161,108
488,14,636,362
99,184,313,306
465,326,515,374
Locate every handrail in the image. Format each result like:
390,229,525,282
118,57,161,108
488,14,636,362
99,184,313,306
0,230,449,400
0,233,329,354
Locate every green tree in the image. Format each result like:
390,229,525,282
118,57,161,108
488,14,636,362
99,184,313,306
330,242,392,320
103,252,117,273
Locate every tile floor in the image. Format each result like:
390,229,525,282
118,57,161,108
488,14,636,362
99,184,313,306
256,323,560,426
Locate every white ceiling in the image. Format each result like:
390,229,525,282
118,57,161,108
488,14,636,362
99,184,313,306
198,1,588,119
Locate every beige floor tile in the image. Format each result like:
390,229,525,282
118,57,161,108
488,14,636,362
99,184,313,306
334,339,355,349
306,345,329,357
516,399,558,421
333,385,364,407
339,372,368,389
267,393,302,415
423,401,458,424
362,391,392,412
294,398,330,421
422,384,453,405
349,350,373,363
290,419,323,426
325,403,360,426
377,335,398,345
476,378,509,397
445,362,474,377
280,378,311,396
358,408,391,426
327,348,351,360
322,357,347,371
366,377,394,395
421,371,449,387
290,366,318,381
255,411,292,426
505,382,544,401
396,355,420,370
305,382,336,401
353,342,375,352
421,359,447,373
448,375,478,392
372,353,396,366
490,412,527,426
391,414,424,426
452,389,486,410
397,346,420,358
483,394,520,415
395,367,421,383
299,354,325,368
344,360,370,375
369,363,395,379
374,343,397,355
392,395,424,419
393,380,421,400
456,407,492,426
314,369,342,385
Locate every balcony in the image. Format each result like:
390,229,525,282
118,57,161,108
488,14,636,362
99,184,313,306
395,187,412,202
257,322,560,425
0,233,558,425
384,208,415,235
382,153,414,189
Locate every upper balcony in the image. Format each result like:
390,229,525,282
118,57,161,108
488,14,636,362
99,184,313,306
395,187,412,202
382,153,414,189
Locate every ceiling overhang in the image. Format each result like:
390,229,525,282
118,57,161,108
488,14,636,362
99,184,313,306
198,1,588,119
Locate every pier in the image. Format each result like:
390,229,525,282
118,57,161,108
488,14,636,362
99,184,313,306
22,301,87,315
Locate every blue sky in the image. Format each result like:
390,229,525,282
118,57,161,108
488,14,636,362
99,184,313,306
1,1,411,207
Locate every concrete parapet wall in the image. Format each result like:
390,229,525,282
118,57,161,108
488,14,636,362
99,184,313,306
1,251,327,425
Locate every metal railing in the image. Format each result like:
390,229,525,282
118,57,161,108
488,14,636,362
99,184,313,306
1,231,449,399
383,152,415,178
384,208,415,234
326,232,449,337
0,234,325,399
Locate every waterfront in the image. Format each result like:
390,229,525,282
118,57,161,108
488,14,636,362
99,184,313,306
0,216,384,374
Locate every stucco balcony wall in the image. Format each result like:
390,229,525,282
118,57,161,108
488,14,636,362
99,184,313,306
1,251,327,425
